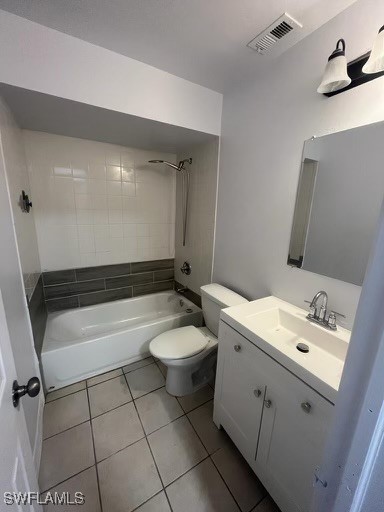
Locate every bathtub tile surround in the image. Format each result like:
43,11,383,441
23,131,177,271
24,271,41,301
27,275,47,357
174,279,202,308
175,140,219,296
0,97,41,300
40,359,278,511
42,259,174,311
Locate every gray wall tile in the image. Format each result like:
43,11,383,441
79,287,133,307
133,280,174,297
43,260,174,312
154,269,174,282
131,259,174,274
44,279,105,300
46,296,79,312
106,272,153,290
43,269,76,286
76,263,131,281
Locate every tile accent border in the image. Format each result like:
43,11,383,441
43,260,175,312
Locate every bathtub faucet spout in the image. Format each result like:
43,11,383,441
176,286,188,295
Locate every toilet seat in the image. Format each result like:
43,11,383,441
150,326,209,360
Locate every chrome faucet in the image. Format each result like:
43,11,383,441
176,286,188,295
306,291,345,331
309,291,328,321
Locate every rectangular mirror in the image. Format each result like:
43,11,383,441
288,122,384,286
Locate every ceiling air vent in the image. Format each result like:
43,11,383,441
247,13,303,55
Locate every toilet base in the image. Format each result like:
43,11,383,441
165,349,217,396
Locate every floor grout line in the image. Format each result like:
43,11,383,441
41,360,273,512
40,464,96,494
182,408,243,511
89,397,134,420
42,418,91,441
45,386,87,403
86,369,124,388
123,372,174,510
86,386,103,512
210,453,243,512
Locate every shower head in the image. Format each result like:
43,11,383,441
148,159,180,171
148,158,192,172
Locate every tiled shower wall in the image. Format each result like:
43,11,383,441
23,131,177,271
42,259,174,312
0,97,41,299
175,139,219,295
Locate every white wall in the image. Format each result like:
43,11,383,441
24,131,176,271
175,140,219,294
0,97,40,299
213,0,384,329
0,10,222,136
303,124,384,286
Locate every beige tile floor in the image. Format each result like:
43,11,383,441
40,357,281,512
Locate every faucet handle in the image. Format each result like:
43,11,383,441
327,310,346,330
304,300,316,317
331,310,346,318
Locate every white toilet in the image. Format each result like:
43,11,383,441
149,283,248,396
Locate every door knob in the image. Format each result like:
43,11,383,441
264,399,272,408
234,344,241,352
12,377,41,408
254,389,262,398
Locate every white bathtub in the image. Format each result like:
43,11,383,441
41,291,202,391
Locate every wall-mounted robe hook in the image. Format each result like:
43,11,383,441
21,190,32,213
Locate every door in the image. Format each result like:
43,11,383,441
0,290,42,511
214,322,267,466
255,359,334,512
0,114,42,456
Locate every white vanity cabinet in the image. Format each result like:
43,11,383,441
213,321,334,512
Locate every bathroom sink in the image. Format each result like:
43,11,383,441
220,296,350,403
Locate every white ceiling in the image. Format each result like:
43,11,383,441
0,84,216,152
0,0,357,92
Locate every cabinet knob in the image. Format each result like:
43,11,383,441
234,344,241,352
264,399,272,408
254,389,262,398
301,402,312,413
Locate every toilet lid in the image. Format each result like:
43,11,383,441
150,326,209,359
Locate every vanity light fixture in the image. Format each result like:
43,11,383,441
319,26,384,97
317,39,351,94
362,25,384,73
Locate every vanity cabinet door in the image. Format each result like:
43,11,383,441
214,322,268,467
255,362,334,512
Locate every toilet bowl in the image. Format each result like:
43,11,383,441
149,284,248,396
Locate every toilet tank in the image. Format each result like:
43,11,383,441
200,284,248,336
